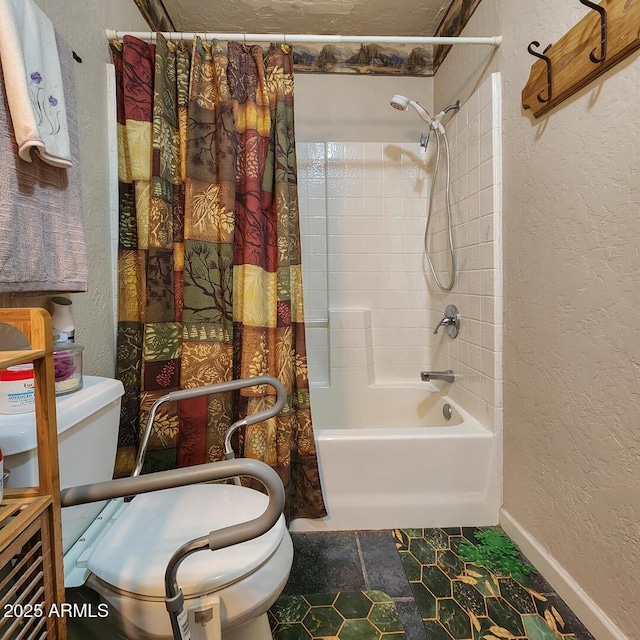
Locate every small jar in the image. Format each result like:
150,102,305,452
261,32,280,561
53,344,83,395
0,364,35,414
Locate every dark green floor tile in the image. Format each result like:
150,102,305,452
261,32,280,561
339,618,381,639
452,579,486,617
442,527,462,536
437,550,464,579
523,613,563,640
302,605,343,636
369,601,403,633
409,537,436,565
438,599,472,640
498,577,537,614
423,619,456,640
486,597,525,636
403,528,425,538
422,528,450,550
421,565,453,598
449,536,466,558
272,623,312,640
462,565,499,598
393,529,411,551
409,581,437,619
461,528,484,546
366,590,393,603
304,592,337,606
271,595,310,623
399,550,422,581
471,616,497,640
380,634,406,639
335,591,373,618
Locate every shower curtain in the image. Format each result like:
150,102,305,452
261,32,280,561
111,34,326,521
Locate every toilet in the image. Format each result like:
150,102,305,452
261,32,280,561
1,375,293,640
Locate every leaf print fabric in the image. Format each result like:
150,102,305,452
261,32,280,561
112,35,326,520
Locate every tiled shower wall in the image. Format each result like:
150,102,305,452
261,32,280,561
429,73,503,431
297,141,433,387
297,73,502,430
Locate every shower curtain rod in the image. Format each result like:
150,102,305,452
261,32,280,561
105,29,502,47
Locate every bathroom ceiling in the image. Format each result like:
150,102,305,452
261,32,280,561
160,0,456,37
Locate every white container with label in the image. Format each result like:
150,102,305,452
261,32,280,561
0,364,35,414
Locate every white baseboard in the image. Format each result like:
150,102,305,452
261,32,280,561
500,508,628,640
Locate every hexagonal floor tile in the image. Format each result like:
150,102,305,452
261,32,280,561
334,591,374,619
339,618,381,640
437,598,472,639
272,622,312,640
302,605,344,636
369,601,402,633
396,528,595,640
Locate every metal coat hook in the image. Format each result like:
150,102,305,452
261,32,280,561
579,0,607,63
527,41,553,103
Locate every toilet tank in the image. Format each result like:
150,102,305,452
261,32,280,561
0,375,124,552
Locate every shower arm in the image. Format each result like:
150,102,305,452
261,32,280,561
132,375,288,478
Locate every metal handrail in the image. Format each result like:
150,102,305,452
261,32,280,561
132,375,287,477
61,458,286,640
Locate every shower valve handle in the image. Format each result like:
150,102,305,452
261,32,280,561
433,316,453,334
433,304,461,338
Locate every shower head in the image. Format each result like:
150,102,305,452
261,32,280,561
390,94,410,111
389,94,434,124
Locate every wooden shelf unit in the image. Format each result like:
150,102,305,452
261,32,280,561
0,309,66,640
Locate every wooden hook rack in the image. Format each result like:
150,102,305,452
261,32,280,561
522,0,640,118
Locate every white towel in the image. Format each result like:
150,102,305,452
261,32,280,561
0,0,71,168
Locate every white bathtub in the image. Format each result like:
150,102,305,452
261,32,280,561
290,384,501,531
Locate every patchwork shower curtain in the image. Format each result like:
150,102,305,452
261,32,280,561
111,34,326,520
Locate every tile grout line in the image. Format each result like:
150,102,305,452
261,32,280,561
354,532,372,591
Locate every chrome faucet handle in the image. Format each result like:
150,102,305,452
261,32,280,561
433,304,461,339
433,317,452,334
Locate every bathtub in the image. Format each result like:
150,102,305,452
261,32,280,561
290,384,501,531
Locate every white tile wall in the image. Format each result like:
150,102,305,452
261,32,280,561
297,73,503,431
429,73,503,431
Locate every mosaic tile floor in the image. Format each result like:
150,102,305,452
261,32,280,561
269,591,406,639
394,527,590,640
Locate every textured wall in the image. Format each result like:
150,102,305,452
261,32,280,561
0,1,148,376
435,1,640,638
295,75,433,142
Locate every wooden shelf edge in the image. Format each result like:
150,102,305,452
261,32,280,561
0,349,47,368
0,496,53,548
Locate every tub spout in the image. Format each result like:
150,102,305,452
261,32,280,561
421,370,455,383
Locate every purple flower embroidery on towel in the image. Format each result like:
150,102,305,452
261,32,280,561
27,72,61,135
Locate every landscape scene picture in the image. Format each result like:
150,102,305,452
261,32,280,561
291,43,435,76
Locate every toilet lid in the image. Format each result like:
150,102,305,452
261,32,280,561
86,483,287,598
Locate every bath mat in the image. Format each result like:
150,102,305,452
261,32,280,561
269,590,406,639
394,527,591,640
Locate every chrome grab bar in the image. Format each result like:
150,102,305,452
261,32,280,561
61,458,285,640
132,375,287,478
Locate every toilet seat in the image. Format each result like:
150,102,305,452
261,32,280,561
86,483,287,599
